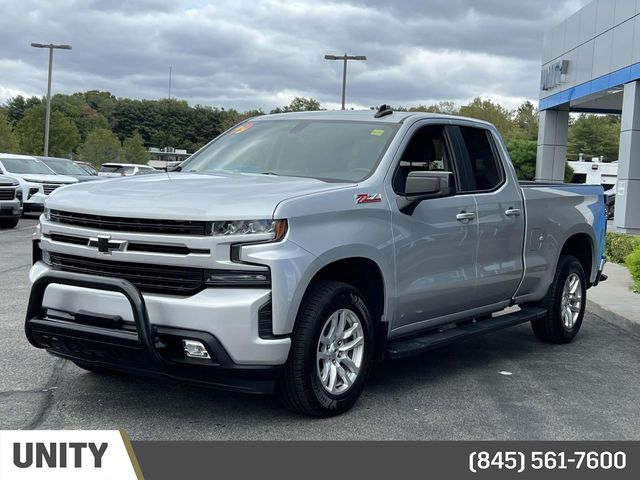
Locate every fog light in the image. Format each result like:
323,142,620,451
42,250,52,266
205,269,270,287
182,339,211,359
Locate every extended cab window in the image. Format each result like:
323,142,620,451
457,127,503,192
393,125,451,194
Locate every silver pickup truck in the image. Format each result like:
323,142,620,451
26,108,606,417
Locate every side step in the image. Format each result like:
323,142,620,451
386,307,547,360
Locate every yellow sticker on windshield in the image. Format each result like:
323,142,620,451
370,129,385,136
231,123,254,135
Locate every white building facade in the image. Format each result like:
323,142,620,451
538,0,640,233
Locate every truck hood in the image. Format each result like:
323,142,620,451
9,173,78,184
46,172,351,220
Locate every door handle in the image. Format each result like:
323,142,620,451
505,208,521,217
456,211,475,222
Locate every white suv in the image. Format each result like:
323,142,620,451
0,154,77,214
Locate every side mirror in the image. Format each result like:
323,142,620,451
398,171,456,215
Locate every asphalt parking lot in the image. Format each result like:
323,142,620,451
1,217,639,440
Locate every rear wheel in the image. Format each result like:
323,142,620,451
530,255,587,344
277,281,374,417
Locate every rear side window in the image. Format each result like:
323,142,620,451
457,127,503,192
100,165,124,173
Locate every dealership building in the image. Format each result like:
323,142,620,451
537,0,640,233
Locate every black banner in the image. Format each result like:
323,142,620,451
133,441,640,480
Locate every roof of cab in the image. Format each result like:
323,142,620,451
250,109,494,128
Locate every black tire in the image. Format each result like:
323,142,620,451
530,255,587,344
277,281,375,417
73,361,120,375
0,217,19,229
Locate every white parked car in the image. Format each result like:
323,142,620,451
0,154,78,214
98,163,159,177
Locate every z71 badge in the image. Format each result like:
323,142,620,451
356,193,382,204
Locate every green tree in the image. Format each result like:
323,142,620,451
408,101,459,115
568,114,620,161
15,104,80,157
513,101,539,140
82,91,118,127
506,138,537,180
4,95,42,126
270,97,321,113
0,111,19,152
50,93,110,141
80,128,121,166
121,132,149,164
459,98,515,139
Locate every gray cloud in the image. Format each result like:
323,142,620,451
0,0,589,111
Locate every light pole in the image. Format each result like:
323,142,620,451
30,43,72,157
324,53,366,110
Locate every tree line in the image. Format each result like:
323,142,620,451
0,91,622,177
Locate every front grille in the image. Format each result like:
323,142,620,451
49,210,208,236
0,188,16,200
49,252,205,296
43,184,62,195
48,233,210,255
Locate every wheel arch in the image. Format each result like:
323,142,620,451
560,232,594,286
292,253,392,359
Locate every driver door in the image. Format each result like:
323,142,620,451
388,123,479,335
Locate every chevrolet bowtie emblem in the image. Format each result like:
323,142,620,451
88,235,126,254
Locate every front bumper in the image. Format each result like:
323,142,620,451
0,199,21,218
26,268,290,394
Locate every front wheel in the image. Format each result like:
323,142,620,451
530,255,587,344
0,218,19,229
277,281,374,417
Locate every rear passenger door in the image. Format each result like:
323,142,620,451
450,125,525,307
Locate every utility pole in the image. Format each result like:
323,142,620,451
324,53,366,109
30,43,72,157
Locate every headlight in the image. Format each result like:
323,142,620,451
15,188,23,202
205,269,270,287
209,219,287,240
43,207,50,221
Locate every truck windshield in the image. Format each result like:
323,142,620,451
181,120,399,182
44,159,87,176
0,158,55,175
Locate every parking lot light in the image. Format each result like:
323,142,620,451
30,43,73,157
324,53,367,110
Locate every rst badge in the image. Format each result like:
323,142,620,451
355,193,382,204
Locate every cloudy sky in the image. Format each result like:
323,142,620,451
0,0,588,112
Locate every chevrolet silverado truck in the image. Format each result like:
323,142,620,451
25,109,606,417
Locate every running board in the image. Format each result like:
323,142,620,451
386,307,547,360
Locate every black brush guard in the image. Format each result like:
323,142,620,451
25,270,281,394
